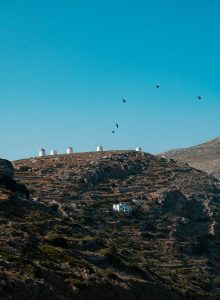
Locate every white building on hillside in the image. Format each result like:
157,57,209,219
97,145,104,152
136,147,142,152
39,148,46,157
113,203,133,215
50,150,57,155
67,147,73,154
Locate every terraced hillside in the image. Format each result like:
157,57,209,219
0,151,219,299
161,137,220,179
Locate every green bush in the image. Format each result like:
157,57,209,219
39,244,85,267
39,244,71,262
65,277,81,286
98,248,111,256
23,263,36,276
45,231,68,248
213,276,220,286
0,246,19,261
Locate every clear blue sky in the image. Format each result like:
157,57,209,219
1,0,220,160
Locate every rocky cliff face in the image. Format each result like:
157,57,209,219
0,152,219,299
160,137,220,179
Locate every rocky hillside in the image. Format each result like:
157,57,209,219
0,151,219,299
160,137,220,179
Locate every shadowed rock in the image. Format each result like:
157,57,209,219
0,158,30,199
0,159,14,179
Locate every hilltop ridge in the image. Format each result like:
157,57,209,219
161,137,220,178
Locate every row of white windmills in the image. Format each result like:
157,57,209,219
39,147,73,157
39,146,142,157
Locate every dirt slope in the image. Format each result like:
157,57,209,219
161,137,220,178
0,151,219,299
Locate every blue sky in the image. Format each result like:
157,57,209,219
0,0,220,160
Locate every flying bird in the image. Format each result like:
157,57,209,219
197,96,202,100
115,123,119,129
122,99,126,103
112,130,115,134
155,84,160,89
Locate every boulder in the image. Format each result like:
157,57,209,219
0,159,30,199
0,159,14,180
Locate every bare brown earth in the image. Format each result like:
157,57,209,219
161,137,220,179
0,151,220,299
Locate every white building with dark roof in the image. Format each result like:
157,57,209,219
67,147,73,154
113,203,133,215
39,148,46,157
97,145,104,152
50,150,57,155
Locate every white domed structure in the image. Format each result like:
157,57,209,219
50,150,57,156
67,147,73,154
39,148,46,157
135,147,142,152
96,145,103,152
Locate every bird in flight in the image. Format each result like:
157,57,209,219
112,130,115,134
115,123,119,129
122,99,126,103
155,84,160,89
197,96,202,100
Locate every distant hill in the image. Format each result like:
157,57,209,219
161,137,220,178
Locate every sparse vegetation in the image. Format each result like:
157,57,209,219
0,151,217,299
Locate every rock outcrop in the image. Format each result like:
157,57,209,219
0,158,29,199
0,158,14,179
